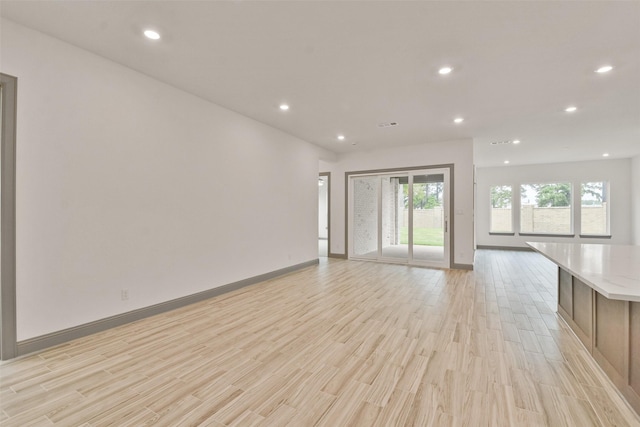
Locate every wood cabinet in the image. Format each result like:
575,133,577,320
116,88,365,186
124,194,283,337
556,267,640,414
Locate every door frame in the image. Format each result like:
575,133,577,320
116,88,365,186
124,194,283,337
345,164,455,269
1,73,18,360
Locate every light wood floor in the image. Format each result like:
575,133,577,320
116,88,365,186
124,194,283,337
1,250,639,426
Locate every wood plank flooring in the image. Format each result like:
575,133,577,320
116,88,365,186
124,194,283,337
1,250,639,426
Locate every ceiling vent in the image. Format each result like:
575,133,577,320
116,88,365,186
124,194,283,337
490,140,512,145
378,122,398,128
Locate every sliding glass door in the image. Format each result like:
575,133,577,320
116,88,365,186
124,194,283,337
348,168,450,268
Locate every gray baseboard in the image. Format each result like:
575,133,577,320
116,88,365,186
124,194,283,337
328,252,347,259
15,259,319,358
476,245,534,252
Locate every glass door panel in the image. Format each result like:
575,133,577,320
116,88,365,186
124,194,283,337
352,176,379,259
412,173,446,264
380,175,408,261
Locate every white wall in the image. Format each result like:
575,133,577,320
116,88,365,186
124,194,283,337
321,139,475,267
476,159,633,248
632,155,640,245
2,20,320,340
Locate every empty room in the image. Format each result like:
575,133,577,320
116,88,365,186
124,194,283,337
1,1,639,426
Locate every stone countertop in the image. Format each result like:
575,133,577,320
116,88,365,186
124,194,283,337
527,242,640,302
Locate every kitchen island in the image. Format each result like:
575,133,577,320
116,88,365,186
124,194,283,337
527,242,640,414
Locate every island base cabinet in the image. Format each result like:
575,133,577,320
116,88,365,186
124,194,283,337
530,243,640,416
558,268,573,317
594,294,627,378
556,269,593,351
631,302,640,400
556,268,640,414
573,278,593,351
589,294,640,414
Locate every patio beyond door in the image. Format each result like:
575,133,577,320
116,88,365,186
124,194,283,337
348,168,450,268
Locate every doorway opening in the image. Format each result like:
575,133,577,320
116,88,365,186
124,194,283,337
318,173,330,257
347,166,452,269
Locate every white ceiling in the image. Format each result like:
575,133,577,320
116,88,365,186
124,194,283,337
1,1,639,167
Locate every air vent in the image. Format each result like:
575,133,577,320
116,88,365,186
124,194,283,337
378,122,398,128
490,140,512,145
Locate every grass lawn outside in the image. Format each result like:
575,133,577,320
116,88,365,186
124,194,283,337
399,227,444,246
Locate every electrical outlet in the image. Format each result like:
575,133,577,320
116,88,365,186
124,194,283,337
121,289,129,301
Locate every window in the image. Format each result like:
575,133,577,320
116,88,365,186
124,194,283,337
490,185,513,233
520,183,572,234
581,182,609,235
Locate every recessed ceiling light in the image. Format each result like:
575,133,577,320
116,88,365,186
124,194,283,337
454,117,464,124
512,139,521,144
337,135,345,141
143,30,161,40
565,106,577,113
603,153,610,157
595,65,613,74
504,160,510,164
438,66,453,75
279,104,289,111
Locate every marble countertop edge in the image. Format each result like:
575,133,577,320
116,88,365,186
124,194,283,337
526,242,640,302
